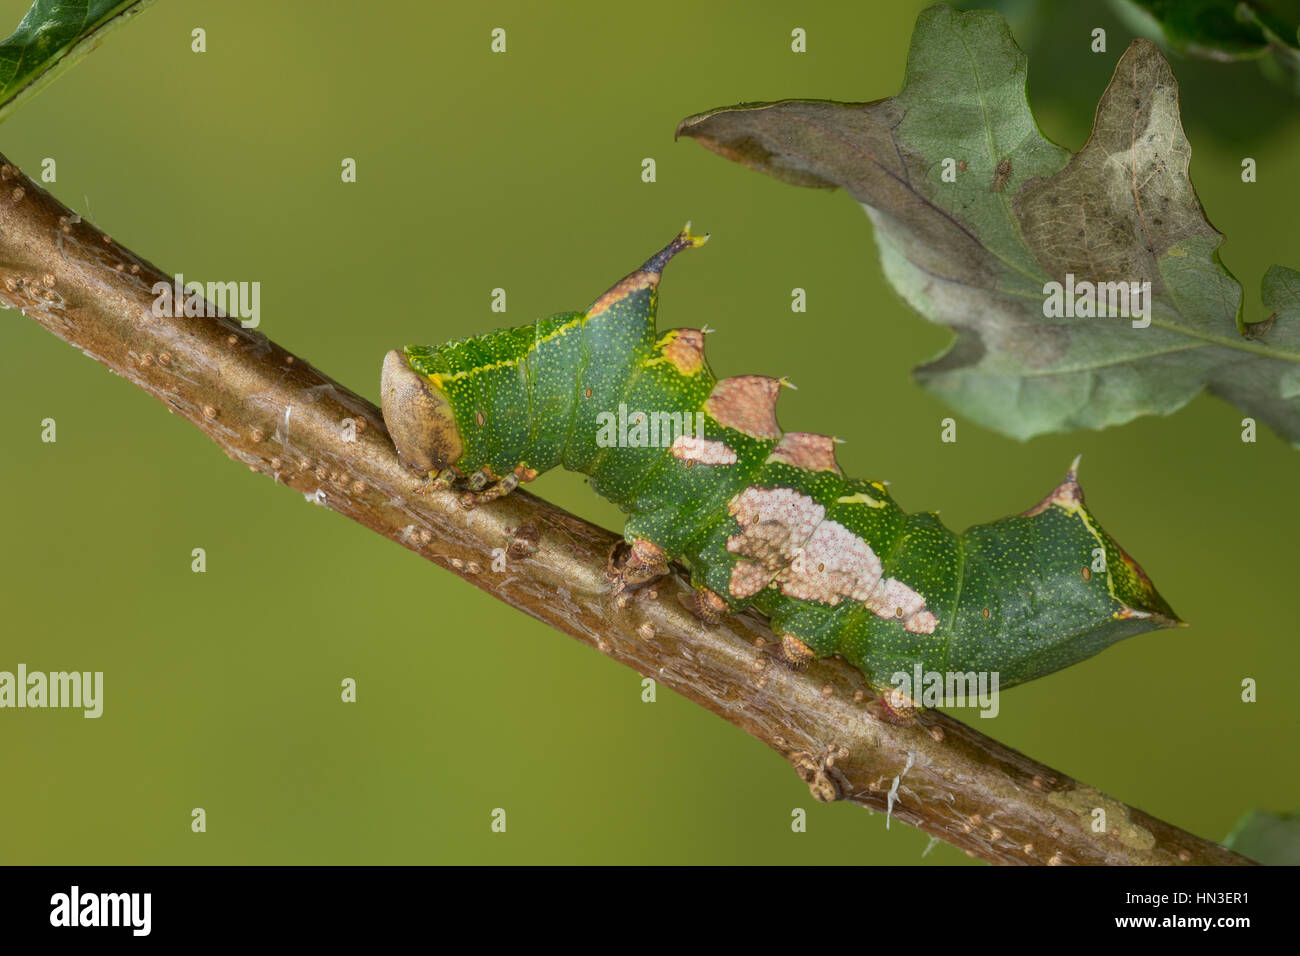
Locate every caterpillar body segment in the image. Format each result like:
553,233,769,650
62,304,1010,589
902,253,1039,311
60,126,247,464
381,225,1180,701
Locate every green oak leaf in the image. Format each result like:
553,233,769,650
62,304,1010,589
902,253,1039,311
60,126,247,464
0,0,155,124
677,3,1300,446
1223,808,1300,864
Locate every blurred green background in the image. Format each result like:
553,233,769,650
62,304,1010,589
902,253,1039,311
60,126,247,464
1,0,1296,865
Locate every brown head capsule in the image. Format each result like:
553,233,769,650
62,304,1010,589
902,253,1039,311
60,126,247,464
381,349,465,475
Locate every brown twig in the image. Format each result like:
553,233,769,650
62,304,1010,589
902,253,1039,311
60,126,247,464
0,156,1253,866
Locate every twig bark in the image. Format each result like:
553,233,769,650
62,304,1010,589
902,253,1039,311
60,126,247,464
0,155,1253,866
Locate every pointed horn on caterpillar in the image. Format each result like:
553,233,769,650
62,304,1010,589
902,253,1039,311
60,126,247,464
586,223,709,318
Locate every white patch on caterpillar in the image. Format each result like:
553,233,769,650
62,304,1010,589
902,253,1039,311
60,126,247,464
905,610,938,634
728,558,771,599
726,486,825,571
724,486,937,632
867,577,935,633
779,519,882,606
670,434,737,465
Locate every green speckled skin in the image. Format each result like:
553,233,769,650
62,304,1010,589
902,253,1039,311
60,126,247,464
390,227,1180,697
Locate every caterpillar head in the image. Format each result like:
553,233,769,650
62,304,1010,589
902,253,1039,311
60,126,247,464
381,349,464,475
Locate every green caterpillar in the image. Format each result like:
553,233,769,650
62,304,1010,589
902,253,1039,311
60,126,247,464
381,225,1180,714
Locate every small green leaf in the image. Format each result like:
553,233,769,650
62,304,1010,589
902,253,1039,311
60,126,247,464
1110,0,1300,96
1112,0,1297,59
1223,808,1300,864
677,3,1300,446
0,0,155,124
